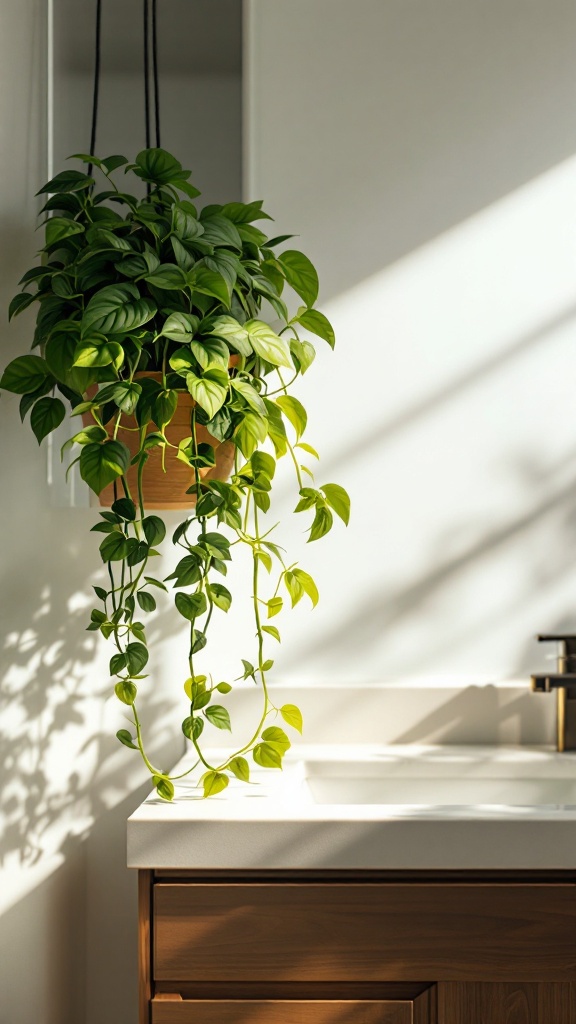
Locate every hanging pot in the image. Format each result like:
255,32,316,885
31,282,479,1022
84,372,235,510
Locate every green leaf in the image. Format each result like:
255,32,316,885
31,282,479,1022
143,515,166,546
267,597,283,618
45,333,98,393
205,704,232,731
162,311,199,342
290,338,316,374
210,315,252,356
191,266,231,306
99,532,129,562
284,570,304,607
191,337,229,371
255,550,273,573
101,154,129,173
186,371,227,419
228,756,250,782
111,497,136,520
309,505,333,542
241,659,256,680
280,704,303,734
165,555,202,587
221,199,272,224
137,591,157,613
262,625,281,643
30,396,65,443
116,729,137,750
296,307,335,349
79,440,130,494
277,250,319,306
154,776,175,801
82,283,156,335
144,263,188,290
151,389,178,429
262,725,291,754
0,354,50,395
297,442,319,459
144,576,168,591
234,412,268,458
253,743,283,769
321,483,350,526
182,715,204,741
110,652,127,674
201,771,229,798
245,320,292,369
263,398,287,457
45,217,85,246
37,169,94,194
207,583,232,611
172,200,203,240
169,348,196,375
73,337,124,370
119,250,160,277
8,292,36,320
126,641,149,674
199,212,242,250
111,381,141,414
231,378,266,415
175,591,207,621
293,568,319,607
216,682,232,693
115,680,137,705
275,395,307,439
133,148,189,184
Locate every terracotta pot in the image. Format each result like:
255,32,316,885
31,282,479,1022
85,372,235,510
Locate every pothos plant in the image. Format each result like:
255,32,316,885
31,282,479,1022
0,148,350,800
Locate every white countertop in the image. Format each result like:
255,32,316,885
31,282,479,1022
127,744,576,871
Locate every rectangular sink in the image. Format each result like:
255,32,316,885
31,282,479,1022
128,745,576,871
305,751,576,807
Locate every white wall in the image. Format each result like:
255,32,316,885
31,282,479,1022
0,3,241,1023
244,0,576,685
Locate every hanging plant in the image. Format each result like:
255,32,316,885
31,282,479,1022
0,149,350,800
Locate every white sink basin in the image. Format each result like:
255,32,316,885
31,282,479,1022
305,756,576,807
128,744,576,871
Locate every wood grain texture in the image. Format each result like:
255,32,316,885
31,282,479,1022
139,870,153,1024
150,997,432,1024
153,883,576,983
438,982,576,1023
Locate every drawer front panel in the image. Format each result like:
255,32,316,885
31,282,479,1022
154,883,576,983
151,999,420,1024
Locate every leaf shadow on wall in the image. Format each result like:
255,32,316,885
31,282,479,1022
0,452,184,1023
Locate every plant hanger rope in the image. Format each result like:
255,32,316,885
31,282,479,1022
87,0,161,180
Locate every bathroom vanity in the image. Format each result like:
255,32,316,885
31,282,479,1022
128,685,576,1023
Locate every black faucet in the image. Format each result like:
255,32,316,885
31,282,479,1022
531,634,576,752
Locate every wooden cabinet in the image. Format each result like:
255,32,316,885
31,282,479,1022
139,871,576,1024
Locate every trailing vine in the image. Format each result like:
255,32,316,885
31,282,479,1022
0,148,350,800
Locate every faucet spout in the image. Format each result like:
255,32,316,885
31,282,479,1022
530,636,576,753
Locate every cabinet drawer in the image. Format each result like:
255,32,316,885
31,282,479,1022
151,997,431,1024
154,883,576,983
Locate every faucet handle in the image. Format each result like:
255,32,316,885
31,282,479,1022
536,634,576,671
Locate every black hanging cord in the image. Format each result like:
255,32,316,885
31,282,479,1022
88,0,102,175
87,0,161,188
143,0,151,152
152,0,161,148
